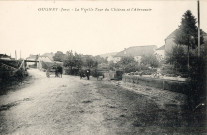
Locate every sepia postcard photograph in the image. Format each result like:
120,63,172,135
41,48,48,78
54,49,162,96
0,0,207,134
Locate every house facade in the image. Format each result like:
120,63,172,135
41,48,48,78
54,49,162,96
164,29,179,54
154,45,165,62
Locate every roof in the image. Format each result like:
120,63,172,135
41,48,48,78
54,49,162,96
41,52,54,61
166,29,207,40
156,45,165,50
0,54,11,59
26,54,38,60
165,29,179,40
201,30,207,35
115,45,157,57
38,56,53,62
98,52,118,58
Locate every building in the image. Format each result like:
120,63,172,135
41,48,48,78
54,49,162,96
164,29,207,55
37,56,53,70
98,52,117,62
26,54,39,68
112,45,157,63
37,55,63,71
164,29,179,54
154,45,165,62
0,54,12,60
41,52,54,61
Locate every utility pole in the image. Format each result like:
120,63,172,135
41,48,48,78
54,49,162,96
20,50,21,59
198,0,200,57
15,50,17,60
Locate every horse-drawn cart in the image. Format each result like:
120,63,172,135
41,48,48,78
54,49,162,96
46,65,63,78
46,66,56,78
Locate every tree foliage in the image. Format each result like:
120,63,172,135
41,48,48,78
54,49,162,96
53,51,65,62
119,56,135,65
94,55,107,64
82,55,98,69
165,45,187,70
63,50,82,70
109,56,140,73
141,54,160,68
174,10,204,69
168,10,206,107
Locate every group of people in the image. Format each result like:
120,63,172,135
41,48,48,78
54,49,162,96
46,66,91,80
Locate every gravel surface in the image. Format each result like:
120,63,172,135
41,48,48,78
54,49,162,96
0,69,206,135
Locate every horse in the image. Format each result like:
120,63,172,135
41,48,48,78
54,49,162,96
79,71,86,79
79,69,90,80
57,66,63,78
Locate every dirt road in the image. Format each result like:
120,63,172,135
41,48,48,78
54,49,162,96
0,69,206,135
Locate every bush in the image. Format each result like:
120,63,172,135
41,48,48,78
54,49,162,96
165,45,188,71
141,69,157,75
90,69,104,77
64,68,80,75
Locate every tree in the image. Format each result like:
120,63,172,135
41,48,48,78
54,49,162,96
117,56,139,73
108,61,121,71
119,56,135,65
73,52,83,69
82,55,98,69
141,54,160,68
63,50,82,71
53,51,65,62
174,10,204,69
165,45,187,72
94,55,107,64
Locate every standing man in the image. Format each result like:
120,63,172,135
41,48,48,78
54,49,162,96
57,66,63,78
86,69,90,80
55,66,58,77
46,68,50,78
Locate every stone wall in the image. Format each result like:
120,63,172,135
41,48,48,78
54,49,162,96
122,75,190,95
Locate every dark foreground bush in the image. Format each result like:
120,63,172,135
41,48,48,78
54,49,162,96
0,69,28,95
187,56,206,108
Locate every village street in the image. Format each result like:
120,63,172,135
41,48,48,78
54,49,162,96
0,69,205,135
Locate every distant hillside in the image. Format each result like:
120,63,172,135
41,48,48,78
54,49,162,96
98,52,117,58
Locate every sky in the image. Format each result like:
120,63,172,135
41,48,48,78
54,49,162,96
0,0,207,59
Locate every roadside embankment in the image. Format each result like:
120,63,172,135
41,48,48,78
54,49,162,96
0,70,29,95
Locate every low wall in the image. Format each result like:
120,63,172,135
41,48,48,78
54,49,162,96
122,75,190,94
